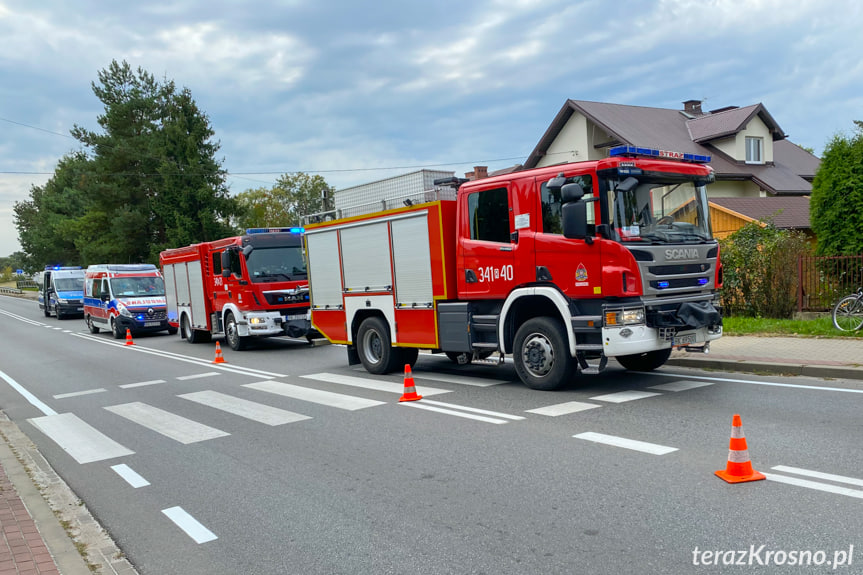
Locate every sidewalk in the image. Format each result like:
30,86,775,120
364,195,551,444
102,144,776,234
667,334,863,380
1,333,862,574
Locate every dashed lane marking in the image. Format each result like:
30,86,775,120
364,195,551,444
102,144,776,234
771,465,863,488
176,372,220,381
162,506,217,544
53,388,107,399
111,464,150,488
765,473,863,500
119,380,166,389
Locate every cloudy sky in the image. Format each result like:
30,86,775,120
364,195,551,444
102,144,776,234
1,0,861,257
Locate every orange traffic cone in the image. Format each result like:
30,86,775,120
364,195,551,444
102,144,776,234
715,414,766,483
398,364,422,402
124,329,135,346
213,341,226,364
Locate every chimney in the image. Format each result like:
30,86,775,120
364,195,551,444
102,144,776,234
473,166,488,179
683,100,703,116
465,169,475,180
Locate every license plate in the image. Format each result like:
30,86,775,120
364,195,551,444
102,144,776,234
284,314,306,321
144,321,161,327
674,333,697,345
77,307,84,311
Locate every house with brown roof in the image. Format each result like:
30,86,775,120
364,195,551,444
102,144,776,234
524,99,821,237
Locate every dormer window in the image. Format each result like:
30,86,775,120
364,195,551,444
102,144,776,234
745,136,763,164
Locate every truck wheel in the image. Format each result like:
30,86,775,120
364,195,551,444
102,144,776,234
182,315,211,344
513,317,574,391
167,326,178,336
400,347,419,368
615,348,672,372
225,312,248,351
357,316,399,374
87,316,100,334
110,318,124,340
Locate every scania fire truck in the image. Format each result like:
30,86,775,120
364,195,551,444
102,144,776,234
303,146,723,390
159,228,313,350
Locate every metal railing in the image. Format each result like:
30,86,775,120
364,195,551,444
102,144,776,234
797,254,863,312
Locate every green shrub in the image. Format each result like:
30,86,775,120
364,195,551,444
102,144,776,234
720,220,812,318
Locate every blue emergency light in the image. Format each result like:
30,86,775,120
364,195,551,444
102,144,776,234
609,145,711,164
246,227,304,235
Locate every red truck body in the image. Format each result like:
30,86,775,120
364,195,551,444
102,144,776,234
305,147,723,389
159,228,312,350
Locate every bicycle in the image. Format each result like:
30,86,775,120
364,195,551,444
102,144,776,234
832,287,863,332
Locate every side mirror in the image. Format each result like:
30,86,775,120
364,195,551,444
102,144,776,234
562,202,589,239
546,173,566,191
242,245,254,258
220,250,231,273
616,176,639,193
561,183,585,203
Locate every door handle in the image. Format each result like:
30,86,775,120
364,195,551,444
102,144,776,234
498,246,512,252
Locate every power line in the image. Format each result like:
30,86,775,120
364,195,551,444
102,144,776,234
0,116,76,140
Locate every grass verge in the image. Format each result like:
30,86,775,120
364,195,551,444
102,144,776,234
723,315,863,338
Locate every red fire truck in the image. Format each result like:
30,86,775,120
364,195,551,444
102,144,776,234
159,228,313,350
304,146,723,390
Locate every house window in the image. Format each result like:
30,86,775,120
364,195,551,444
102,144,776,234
745,137,763,164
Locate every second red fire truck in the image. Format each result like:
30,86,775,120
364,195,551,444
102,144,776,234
159,228,313,350
303,146,723,390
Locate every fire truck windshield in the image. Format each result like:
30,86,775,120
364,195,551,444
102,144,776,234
246,246,308,283
607,176,713,244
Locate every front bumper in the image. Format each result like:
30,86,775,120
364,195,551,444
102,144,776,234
115,315,170,334
56,301,85,315
235,310,312,338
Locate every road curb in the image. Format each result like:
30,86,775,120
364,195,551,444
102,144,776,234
666,357,863,381
0,412,138,575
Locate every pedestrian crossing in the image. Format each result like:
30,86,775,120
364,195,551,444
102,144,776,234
28,367,716,466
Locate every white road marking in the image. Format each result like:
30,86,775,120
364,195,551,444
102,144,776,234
53,388,107,399
399,402,510,424
52,327,62,330
162,506,217,544
176,372,220,381
642,370,863,394
765,473,863,500
301,372,450,396
648,380,715,392
526,401,602,416
573,432,678,455
70,333,286,379
411,372,509,387
179,390,312,426
589,390,661,403
28,413,134,463
111,464,150,488
104,402,230,444
119,380,166,389
771,466,863,488
419,399,525,420
244,381,385,411
0,369,57,416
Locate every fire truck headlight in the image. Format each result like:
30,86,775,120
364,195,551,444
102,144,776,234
249,317,266,325
605,307,645,326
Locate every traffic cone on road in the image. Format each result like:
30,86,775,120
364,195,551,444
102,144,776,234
715,414,766,483
398,364,422,402
124,329,134,346
213,341,226,364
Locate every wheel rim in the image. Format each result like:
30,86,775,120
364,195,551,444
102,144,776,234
361,329,384,365
112,319,120,338
521,332,554,378
835,299,863,331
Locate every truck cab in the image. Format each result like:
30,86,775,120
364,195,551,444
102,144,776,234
38,266,85,319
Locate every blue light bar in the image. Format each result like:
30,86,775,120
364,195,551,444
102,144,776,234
609,145,711,163
246,227,304,235
657,281,670,289
698,278,709,285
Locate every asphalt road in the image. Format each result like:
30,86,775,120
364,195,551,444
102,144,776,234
1,294,862,575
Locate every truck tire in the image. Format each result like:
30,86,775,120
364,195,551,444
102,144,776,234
400,347,419,368
356,316,400,374
615,348,672,372
513,317,574,391
87,316,100,334
182,314,212,344
110,318,124,340
225,312,248,351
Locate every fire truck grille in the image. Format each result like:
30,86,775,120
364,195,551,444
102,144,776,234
264,292,309,306
648,263,711,275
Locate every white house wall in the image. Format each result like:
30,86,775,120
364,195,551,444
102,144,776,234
537,113,588,167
